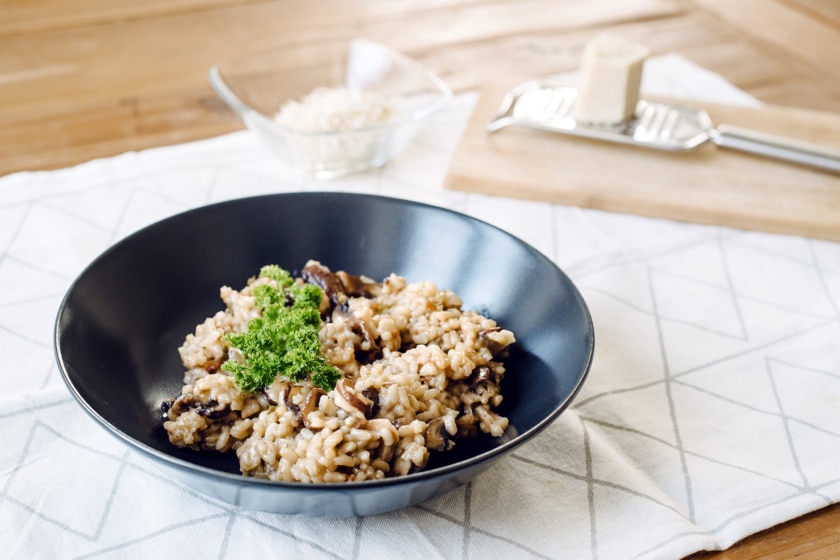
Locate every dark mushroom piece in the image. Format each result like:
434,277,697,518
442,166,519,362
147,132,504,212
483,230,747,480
299,387,326,431
265,381,325,429
478,327,512,357
368,418,399,462
282,384,305,415
335,378,376,419
456,404,479,438
469,365,497,390
204,359,224,374
263,379,288,406
361,387,380,418
301,260,346,309
162,394,230,420
195,399,231,419
360,320,382,360
165,394,201,417
331,307,382,363
425,418,454,452
336,270,381,298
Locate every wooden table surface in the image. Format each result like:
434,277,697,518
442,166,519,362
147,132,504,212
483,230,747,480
3,0,839,556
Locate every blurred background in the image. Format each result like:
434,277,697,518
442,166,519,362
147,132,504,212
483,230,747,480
2,0,838,177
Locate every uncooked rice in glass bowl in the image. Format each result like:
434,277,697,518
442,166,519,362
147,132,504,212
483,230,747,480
209,38,452,179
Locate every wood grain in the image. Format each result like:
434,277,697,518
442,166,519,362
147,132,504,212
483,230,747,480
446,87,840,240
0,0,685,175
687,501,840,559
689,0,840,82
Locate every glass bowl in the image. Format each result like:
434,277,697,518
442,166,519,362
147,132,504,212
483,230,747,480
209,39,452,179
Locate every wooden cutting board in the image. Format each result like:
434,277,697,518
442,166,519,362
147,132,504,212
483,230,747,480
445,85,840,241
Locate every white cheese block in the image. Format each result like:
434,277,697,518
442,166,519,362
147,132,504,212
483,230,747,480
573,33,649,125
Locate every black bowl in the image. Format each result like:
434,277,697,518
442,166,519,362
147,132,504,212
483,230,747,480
54,192,594,516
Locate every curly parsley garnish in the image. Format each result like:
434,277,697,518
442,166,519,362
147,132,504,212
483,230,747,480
222,265,342,393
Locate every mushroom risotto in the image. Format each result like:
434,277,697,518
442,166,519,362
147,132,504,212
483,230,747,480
162,261,515,483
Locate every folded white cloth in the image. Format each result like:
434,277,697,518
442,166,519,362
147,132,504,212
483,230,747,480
2,55,838,559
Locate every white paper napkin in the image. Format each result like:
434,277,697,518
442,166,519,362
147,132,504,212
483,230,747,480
2,55,838,559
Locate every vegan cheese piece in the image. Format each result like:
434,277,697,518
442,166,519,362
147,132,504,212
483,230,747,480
573,33,650,125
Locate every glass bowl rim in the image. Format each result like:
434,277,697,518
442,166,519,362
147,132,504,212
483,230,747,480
208,38,454,138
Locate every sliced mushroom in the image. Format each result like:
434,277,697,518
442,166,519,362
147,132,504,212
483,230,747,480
282,384,305,415
165,394,198,417
301,260,346,308
425,418,454,452
263,379,288,406
160,398,175,418
478,327,513,357
361,387,380,418
456,404,479,438
299,387,326,431
334,378,376,418
353,319,382,363
330,307,382,363
196,400,231,419
336,270,381,298
367,418,399,463
469,365,497,390
163,394,230,420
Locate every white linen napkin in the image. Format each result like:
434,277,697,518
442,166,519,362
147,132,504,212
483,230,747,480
2,55,838,559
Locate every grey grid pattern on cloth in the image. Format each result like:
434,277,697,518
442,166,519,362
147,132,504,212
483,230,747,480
1,82,839,559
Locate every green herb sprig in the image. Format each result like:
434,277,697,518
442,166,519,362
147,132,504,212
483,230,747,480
222,265,342,393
